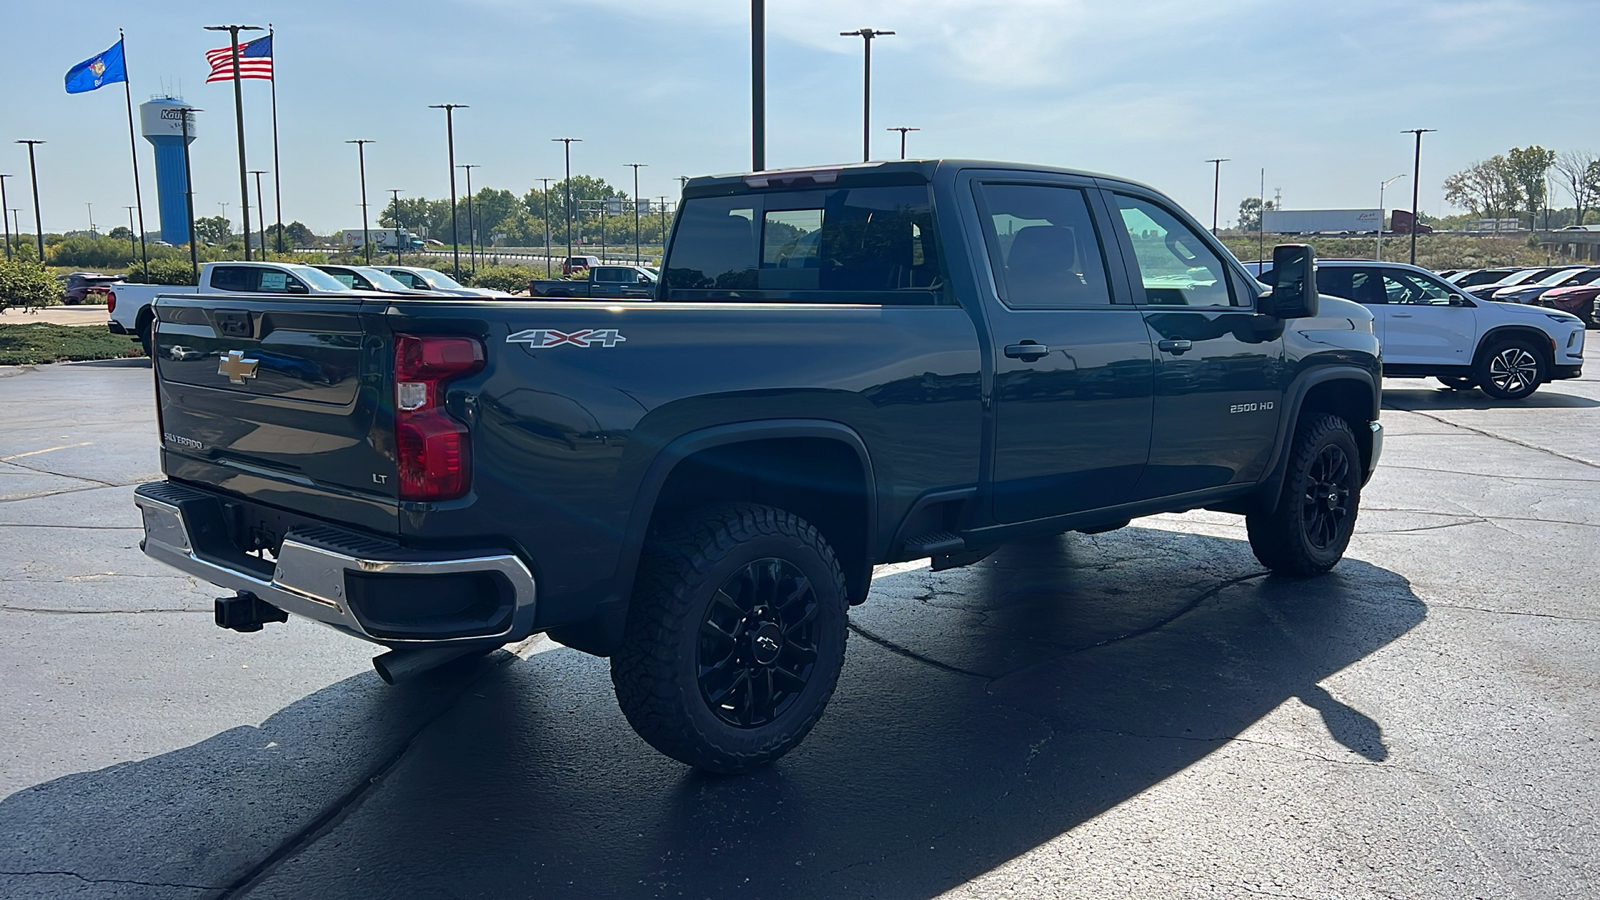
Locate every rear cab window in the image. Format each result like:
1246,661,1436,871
973,182,1116,309
661,183,947,305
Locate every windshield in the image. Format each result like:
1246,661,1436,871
351,267,419,292
415,268,467,290
288,265,358,292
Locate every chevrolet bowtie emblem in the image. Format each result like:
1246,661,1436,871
217,349,260,385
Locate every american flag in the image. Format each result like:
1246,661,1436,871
205,35,272,83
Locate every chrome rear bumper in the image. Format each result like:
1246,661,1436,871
134,481,537,644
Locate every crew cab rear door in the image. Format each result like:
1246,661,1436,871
152,286,398,534
966,172,1156,523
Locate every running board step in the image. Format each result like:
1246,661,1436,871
904,531,964,556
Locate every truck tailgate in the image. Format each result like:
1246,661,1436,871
153,293,399,535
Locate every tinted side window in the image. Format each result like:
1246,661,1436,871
1114,195,1239,307
975,183,1115,309
1315,267,1383,304
1383,270,1454,305
662,185,944,304
210,266,255,292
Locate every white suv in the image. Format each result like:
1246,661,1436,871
1250,259,1585,399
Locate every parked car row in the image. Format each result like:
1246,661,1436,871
1444,264,1600,325
1249,258,1587,400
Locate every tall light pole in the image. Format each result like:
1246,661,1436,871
840,28,894,162
1205,158,1230,234
887,126,919,159
658,196,669,259
16,140,46,262
752,0,765,171
626,163,647,263
1376,173,1407,261
457,163,479,274
249,170,268,256
429,103,469,279
537,177,554,276
124,206,138,257
388,189,403,264
204,24,263,261
0,174,11,260
347,140,374,264
1402,128,1436,265
552,138,581,263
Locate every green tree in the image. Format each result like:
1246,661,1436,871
193,215,232,245
46,234,135,268
1553,150,1600,226
0,260,64,313
1237,197,1276,231
1443,156,1517,221
125,257,198,286
265,221,317,249
1506,145,1557,229
108,226,133,242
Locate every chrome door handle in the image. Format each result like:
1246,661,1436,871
1004,342,1050,361
1157,339,1193,355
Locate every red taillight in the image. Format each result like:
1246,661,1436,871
393,334,484,501
107,291,116,314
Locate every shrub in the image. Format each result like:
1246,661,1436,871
125,257,198,286
0,260,64,313
46,234,135,269
467,264,537,294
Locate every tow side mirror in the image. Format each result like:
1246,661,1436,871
1260,243,1318,319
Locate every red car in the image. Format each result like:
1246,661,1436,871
1542,282,1600,328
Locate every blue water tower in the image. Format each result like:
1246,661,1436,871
140,98,197,246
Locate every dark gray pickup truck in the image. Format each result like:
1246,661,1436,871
135,159,1382,772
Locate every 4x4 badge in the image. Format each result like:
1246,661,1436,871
507,328,626,348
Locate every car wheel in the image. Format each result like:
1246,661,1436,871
1473,338,1545,400
1246,414,1362,576
1437,375,1476,390
611,503,848,773
137,319,153,359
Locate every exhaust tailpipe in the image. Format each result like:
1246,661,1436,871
372,645,485,685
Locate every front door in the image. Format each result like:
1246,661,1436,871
973,178,1155,524
1109,192,1284,498
1374,268,1478,366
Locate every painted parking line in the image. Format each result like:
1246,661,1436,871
1,441,93,461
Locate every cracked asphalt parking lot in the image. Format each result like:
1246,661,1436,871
1,348,1597,899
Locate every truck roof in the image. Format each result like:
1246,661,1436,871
683,158,1153,196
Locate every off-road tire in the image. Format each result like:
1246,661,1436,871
1246,414,1362,576
611,503,849,773
1473,337,1544,400
137,318,154,359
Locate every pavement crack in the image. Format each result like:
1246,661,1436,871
1397,410,1600,472
1427,603,1599,623
0,870,216,890
1377,463,1600,483
0,456,120,488
847,620,994,679
0,605,208,615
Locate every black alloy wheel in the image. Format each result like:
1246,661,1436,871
698,558,820,728
1301,443,1354,551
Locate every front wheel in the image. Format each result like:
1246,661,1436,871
1474,338,1544,400
1246,414,1363,576
611,503,848,773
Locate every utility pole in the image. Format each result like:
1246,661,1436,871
249,170,268,256
388,189,403,264
752,0,765,171
658,196,669,259
124,206,138,257
537,177,554,277
177,108,199,283
86,203,95,235
1205,158,1230,234
16,140,46,261
347,140,374,264
428,104,469,279
203,24,263,260
552,138,581,264
887,126,919,159
457,163,479,274
840,28,894,162
0,174,11,260
626,163,647,263
1402,128,1436,265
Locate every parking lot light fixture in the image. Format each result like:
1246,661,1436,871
1376,173,1407,261
429,104,469,280
626,163,647,263
457,163,479,274
887,126,919,160
16,140,46,262
1402,128,1436,265
841,28,894,162
346,140,374,264
552,138,581,263
1205,158,1229,234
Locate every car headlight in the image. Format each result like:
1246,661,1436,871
1546,313,1581,323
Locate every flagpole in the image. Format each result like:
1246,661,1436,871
269,23,283,256
118,30,148,271
205,24,260,262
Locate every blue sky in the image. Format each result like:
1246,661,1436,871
2,0,1596,235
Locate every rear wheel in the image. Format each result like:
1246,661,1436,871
611,503,848,773
1246,414,1362,576
137,319,153,359
1474,338,1544,400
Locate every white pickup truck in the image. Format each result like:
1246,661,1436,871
108,262,367,355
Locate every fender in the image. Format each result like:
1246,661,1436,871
1474,325,1558,370
551,419,877,657
1251,365,1380,515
